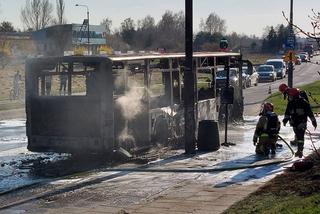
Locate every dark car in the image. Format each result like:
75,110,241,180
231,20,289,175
128,63,144,74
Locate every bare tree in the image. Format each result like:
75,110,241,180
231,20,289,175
156,10,185,51
0,21,15,32
283,9,320,48
101,18,112,35
55,0,66,24
107,30,130,51
20,0,53,31
137,15,155,31
200,12,227,34
135,15,156,49
120,18,136,46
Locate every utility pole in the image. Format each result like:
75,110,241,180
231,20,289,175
184,0,196,154
87,9,90,55
223,63,230,146
288,0,294,88
75,4,90,55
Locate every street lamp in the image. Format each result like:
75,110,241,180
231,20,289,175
75,4,90,55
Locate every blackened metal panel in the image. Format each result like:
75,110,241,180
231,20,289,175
26,56,115,153
99,60,115,150
30,97,101,137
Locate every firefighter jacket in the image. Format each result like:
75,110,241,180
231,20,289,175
284,97,316,127
253,112,280,142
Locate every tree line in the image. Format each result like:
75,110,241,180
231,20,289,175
99,11,261,53
10,0,261,53
261,24,291,53
2,0,311,54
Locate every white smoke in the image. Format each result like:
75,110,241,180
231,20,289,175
118,120,136,147
116,78,147,146
116,86,144,120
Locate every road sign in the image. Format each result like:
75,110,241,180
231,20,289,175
285,42,294,50
287,30,295,50
283,50,296,62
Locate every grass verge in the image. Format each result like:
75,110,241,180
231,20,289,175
224,80,320,213
224,154,320,214
0,100,24,111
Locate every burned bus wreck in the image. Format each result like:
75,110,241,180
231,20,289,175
25,52,243,155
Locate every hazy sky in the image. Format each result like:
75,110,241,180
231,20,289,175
0,0,319,37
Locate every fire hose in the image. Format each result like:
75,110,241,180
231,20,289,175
100,136,295,173
306,129,320,158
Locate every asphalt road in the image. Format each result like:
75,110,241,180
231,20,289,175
244,55,320,116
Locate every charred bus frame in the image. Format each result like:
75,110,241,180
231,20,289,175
25,52,243,155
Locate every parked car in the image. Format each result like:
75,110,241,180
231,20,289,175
242,66,259,87
266,59,286,79
128,63,144,74
257,65,276,82
216,68,239,89
299,53,309,62
295,55,302,65
198,68,212,74
242,72,250,88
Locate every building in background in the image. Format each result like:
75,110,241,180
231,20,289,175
32,23,108,56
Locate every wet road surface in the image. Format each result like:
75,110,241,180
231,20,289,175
244,55,320,115
0,116,320,213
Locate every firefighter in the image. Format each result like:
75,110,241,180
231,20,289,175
253,102,280,156
279,83,310,145
283,88,317,158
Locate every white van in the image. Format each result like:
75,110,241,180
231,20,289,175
266,59,286,79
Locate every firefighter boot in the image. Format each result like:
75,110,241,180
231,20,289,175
271,143,276,155
295,144,304,158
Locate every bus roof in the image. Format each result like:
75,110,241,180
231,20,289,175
26,51,241,67
109,51,241,62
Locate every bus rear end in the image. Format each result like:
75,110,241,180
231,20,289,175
25,56,114,154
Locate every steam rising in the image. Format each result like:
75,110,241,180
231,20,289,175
116,86,144,120
118,120,135,145
116,76,146,146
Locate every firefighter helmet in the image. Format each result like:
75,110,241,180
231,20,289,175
263,102,274,112
279,83,288,93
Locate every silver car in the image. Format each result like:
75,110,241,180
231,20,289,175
257,65,276,82
242,66,259,87
216,68,239,89
266,59,286,79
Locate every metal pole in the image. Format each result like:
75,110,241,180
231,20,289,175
224,62,229,145
87,9,90,55
184,0,196,154
288,0,294,88
76,4,90,55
